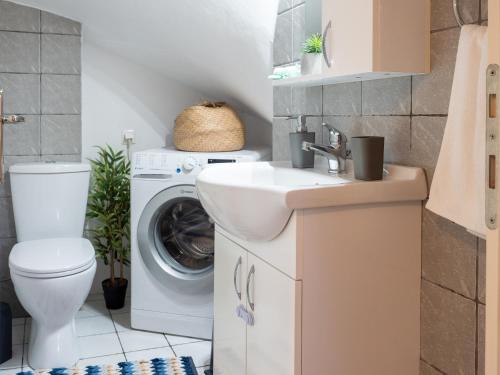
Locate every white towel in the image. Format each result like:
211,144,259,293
426,25,488,237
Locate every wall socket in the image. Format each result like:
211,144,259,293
122,129,135,144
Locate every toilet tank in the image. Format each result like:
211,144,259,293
9,163,91,242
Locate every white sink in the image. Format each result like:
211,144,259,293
196,161,427,242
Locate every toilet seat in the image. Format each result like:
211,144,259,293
9,238,95,278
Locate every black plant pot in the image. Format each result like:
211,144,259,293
102,278,128,310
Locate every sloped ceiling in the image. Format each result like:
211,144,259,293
13,0,279,120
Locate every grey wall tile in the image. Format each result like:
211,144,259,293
421,280,476,375
478,238,485,304
292,4,305,62
362,77,411,115
278,0,293,13
0,197,15,237
420,361,443,375
41,74,81,114
273,86,293,116
478,303,485,375
272,116,322,161
0,279,26,317
408,116,447,184
0,1,40,32
41,11,81,35
274,11,293,66
41,34,81,74
322,116,363,153
360,116,411,163
323,82,362,116
0,155,40,198
293,0,305,6
41,115,81,155
422,209,477,298
0,32,40,73
0,73,40,114
431,0,480,30
4,115,40,156
292,86,322,115
412,29,460,115
0,237,15,281
41,154,81,162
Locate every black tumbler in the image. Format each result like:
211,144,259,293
0,302,12,365
351,136,385,181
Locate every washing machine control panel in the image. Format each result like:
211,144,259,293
131,149,261,178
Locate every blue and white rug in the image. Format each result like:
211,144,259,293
16,357,198,375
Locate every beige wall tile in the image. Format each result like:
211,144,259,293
432,0,480,30
412,29,460,115
421,280,476,375
422,209,477,298
478,304,485,375
478,238,485,304
420,361,443,375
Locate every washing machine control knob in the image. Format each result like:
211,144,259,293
182,157,197,171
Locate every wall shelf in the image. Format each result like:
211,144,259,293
271,71,419,87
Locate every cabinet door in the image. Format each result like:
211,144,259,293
213,232,247,375
322,0,373,75
246,253,302,375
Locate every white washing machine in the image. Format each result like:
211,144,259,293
131,146,270,339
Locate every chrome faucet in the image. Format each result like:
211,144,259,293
302,123,348,174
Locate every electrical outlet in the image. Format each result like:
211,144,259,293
122,129,135,145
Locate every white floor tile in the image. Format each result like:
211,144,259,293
77,300,109,319
171,341,212,368
165,334,203,346
78,333,123,359
0,367,22,375
111,313,131,332
0,345,23,370
109,298,130,316
11,325,25,346
76,315,115,337
86,293,104,302
197,365,210,374
77,354,126,368
117,330,168,353
124,346,175,362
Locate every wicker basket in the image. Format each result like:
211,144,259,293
174,102,245,152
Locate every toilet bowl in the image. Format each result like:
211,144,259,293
9,238,96,369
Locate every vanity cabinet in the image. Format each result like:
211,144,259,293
213,203,422,375
273,0,430,86
213,232,301,375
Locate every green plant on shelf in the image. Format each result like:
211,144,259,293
87,145,131,287
302,33,323,54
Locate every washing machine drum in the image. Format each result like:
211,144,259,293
138,185,214,281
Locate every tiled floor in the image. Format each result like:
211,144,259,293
0,294,212,375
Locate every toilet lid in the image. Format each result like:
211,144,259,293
9,238,95,278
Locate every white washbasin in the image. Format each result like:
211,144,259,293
196,161,427,242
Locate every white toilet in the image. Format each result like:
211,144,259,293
8,163,96,369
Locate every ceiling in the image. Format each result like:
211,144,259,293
13,0,279,120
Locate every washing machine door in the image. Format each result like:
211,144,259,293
137,184,214,282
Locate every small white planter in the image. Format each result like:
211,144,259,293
301,53,322,76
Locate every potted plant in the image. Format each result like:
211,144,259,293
301,33,323,76
87,145,131,309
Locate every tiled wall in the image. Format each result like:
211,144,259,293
273,0,487,374
0,0,82,316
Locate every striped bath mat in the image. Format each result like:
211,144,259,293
16,357,198,375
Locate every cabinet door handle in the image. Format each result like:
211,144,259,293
233,256,242,300
246,265,255,311
322,20,332,68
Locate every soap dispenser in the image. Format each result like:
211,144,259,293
288,115,315,168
